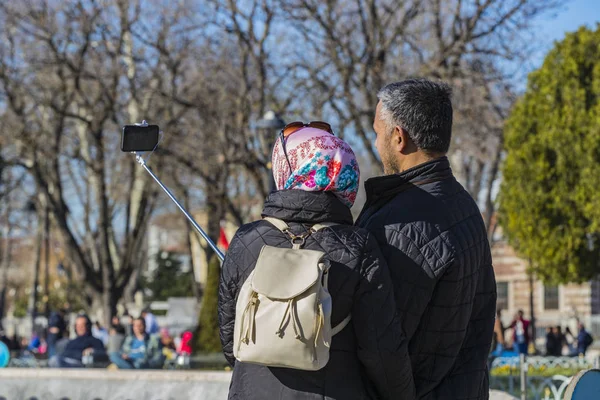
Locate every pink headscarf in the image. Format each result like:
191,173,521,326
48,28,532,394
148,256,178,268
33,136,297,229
272,127,360,207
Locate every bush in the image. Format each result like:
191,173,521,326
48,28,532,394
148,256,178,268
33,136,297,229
195,255,222,353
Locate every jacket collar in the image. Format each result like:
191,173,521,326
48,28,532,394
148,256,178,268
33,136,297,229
364,156,453,199
262,190,353,225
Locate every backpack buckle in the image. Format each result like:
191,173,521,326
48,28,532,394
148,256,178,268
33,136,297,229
291,236,306,247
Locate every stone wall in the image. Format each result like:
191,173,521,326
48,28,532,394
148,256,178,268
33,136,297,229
0,368,518,400
0,369,231,400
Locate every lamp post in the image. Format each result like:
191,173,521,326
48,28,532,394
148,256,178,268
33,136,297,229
256,111,285,193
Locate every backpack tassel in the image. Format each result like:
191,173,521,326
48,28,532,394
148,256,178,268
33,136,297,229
313,303,325,361
238,292,258,350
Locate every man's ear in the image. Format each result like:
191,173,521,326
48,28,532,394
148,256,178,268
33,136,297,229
394,125,411,153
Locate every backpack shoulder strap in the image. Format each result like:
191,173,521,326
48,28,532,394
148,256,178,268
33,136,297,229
331,315,351,336
311,222,338,232
263,217,291,232
263,217,338,233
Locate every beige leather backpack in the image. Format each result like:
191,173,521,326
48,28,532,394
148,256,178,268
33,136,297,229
233,217,351,370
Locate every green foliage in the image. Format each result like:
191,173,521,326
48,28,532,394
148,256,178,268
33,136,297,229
195,255,222,353
491,364,589,377
12,293,28,318
498,25,600,283
46,280,87,313
142,252,195,301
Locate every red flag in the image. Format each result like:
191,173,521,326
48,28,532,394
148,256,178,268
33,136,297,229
218,226,229,251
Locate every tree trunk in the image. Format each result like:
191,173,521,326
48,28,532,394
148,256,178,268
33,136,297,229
471,159,485,205
0,202,13,321
0,240,7,321
43,206,50,320
204,174,227,266
485,143,503,242
101,282,120,328
528,266,536,351
182,190,201,301
28,215,44,333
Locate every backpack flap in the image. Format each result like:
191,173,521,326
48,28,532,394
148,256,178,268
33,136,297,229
252,245,325,300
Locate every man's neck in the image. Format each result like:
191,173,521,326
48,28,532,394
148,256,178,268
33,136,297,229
398,151,443,173
135,333,145,340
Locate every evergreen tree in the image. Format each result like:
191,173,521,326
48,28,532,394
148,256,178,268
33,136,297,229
498,25,600,283
143,252,195,301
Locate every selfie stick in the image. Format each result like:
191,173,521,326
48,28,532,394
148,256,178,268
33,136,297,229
132,121,225,262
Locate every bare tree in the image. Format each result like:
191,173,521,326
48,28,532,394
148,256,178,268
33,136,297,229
0,0,563,320
0,0,190,323
280,0,559,236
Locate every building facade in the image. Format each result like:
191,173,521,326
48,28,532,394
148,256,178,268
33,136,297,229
492,239,600,342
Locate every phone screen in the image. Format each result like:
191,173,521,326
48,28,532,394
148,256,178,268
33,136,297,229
121,125,160,152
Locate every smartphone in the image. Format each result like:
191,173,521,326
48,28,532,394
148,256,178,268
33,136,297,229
121,124,160,152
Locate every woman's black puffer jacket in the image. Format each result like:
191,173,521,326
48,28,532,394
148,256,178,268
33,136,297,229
218,190,415,400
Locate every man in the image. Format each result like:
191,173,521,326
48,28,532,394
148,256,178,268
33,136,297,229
109,317,163,369
356,79,497,399
49,314,105,368
554,326,566,356
140,307,159,335
545,327,557,356
47,308,67,358
577,322,594,355
509,310,531,355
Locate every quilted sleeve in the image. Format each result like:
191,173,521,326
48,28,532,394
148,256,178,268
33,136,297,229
352,233,416,400
218,233,244,368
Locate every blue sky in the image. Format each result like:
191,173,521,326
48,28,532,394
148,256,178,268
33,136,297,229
533,0,600,67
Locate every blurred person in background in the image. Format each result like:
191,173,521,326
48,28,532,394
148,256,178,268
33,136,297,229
492,309,505,355
159,328,176,360
109,317,163,369
141,307,159,335
577,322,594,356
47,307,67,358
92,321,109,346
552,326,566,356
510,310,531,355
49,314,105,368
27,329,45,354
546,327,557,356
177,331,193,356
122,311,134,336
563,327,576,356
107,318,127,362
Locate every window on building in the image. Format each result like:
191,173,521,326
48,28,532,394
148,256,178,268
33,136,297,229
544,285,560,310
497,282,509,310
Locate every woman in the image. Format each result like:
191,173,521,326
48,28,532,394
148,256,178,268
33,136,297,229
492,309,505,355
218,123,415,400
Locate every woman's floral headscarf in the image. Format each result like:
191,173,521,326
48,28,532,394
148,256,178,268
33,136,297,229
272,127,360,207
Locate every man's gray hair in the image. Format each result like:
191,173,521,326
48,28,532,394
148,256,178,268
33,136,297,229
377,79,453,154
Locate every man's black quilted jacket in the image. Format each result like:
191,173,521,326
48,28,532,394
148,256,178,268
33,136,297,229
356,157,496,400
218,190,415,400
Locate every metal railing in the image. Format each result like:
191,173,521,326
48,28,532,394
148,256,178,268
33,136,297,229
489,355,600,400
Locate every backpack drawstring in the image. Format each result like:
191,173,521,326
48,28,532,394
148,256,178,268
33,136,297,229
238,292,258,351
313,303,325,362
276,299,301,339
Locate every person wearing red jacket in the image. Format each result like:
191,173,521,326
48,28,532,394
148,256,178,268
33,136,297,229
510,310,531,354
